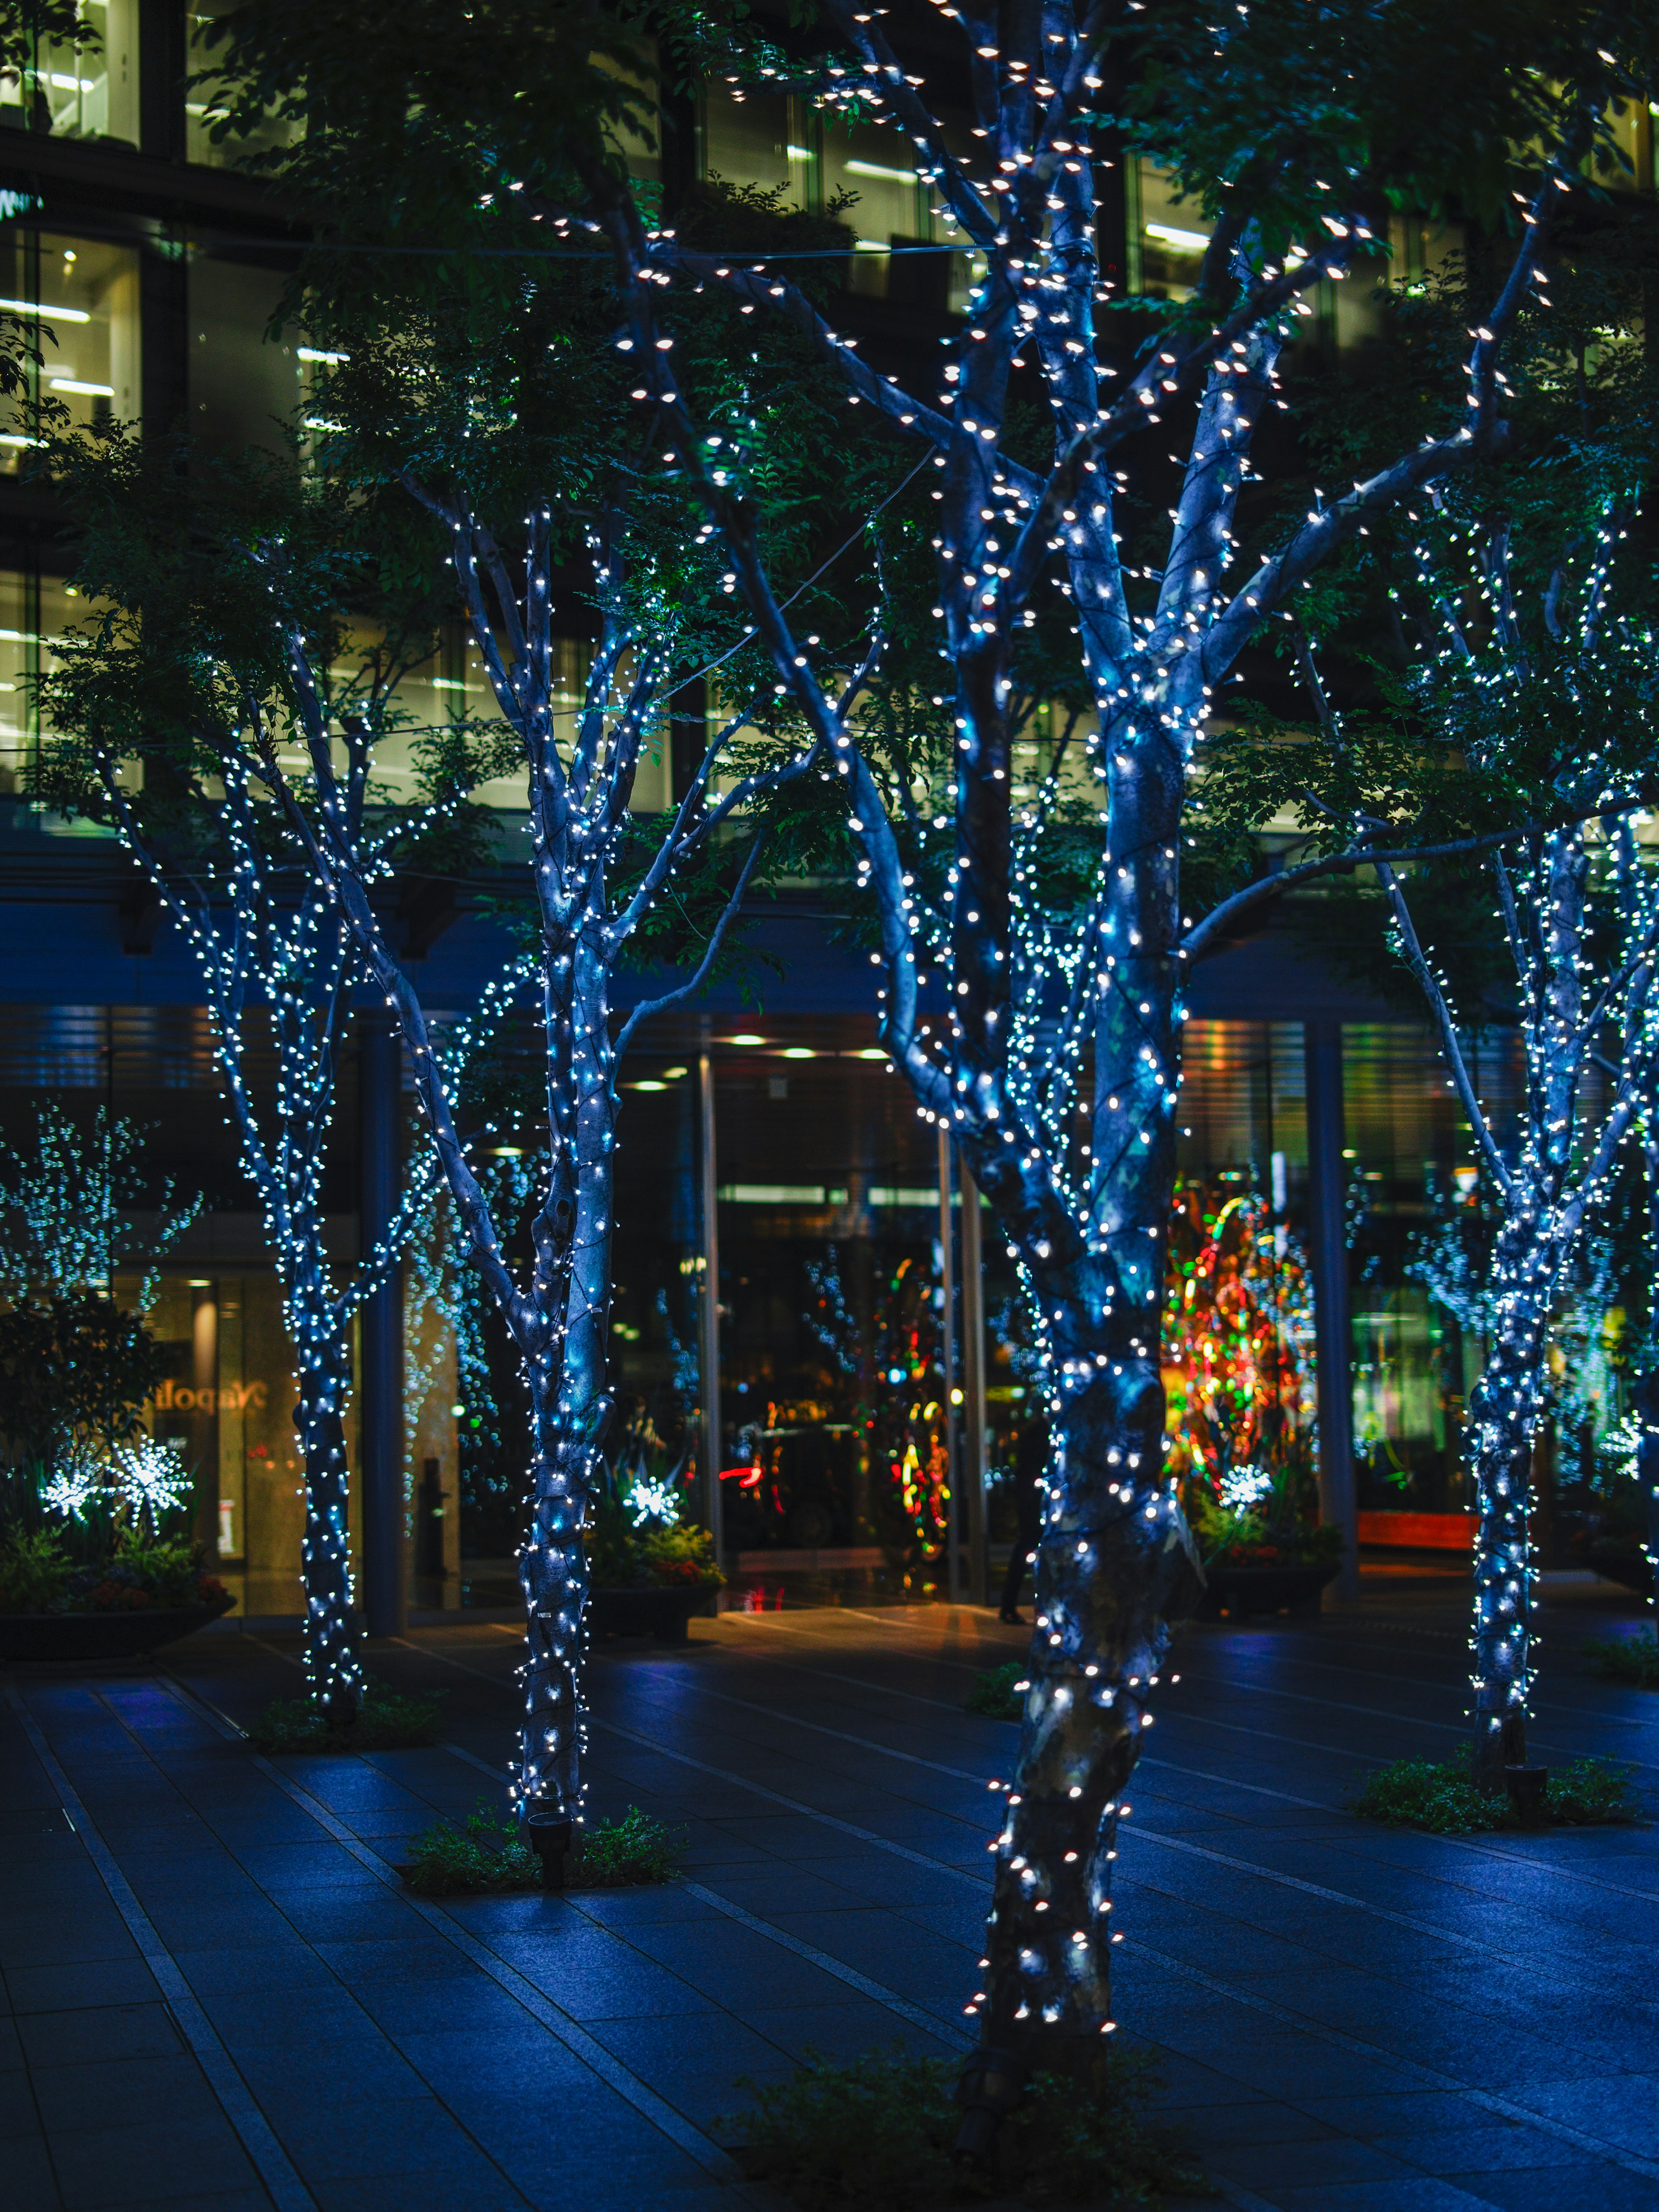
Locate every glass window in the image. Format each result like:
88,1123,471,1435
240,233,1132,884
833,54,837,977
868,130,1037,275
186,0,296,168
0,229,140,464
188,254,302,454
1127,160,1213,302
0,1,138,144
700,85,980,315
0,568,94,798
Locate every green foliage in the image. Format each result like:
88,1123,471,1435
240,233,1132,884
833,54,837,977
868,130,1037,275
1582,1633,1659,1689
253,1676,448,1753
965,1659,1028,1721
403,1798,686,1892
1189,1477,1346,1572
728,2043,1204,2208
588,1491,722,1589
404,1799,543,1893
0,1526,72,1612
577,1805,687,1886
1350,1748,1642,1833
0,1526,226,1616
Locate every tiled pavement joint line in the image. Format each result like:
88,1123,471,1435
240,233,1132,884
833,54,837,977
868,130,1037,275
1171,1668,1659,1776
2,1682,316,2212
397,1632,992,1879
1124,1936,1659,2189
653,1636,1659,1900
402,1628,1659,2183
436,1736,976,2049
144,1676,745,2186
447,1639,1658,1987
636,1670,1338,1812
677,1882,975,2048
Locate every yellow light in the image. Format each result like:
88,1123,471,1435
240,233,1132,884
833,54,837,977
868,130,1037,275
726,1033,765,1046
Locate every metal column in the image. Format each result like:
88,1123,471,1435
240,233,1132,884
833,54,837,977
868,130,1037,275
959,1156,989,1606
359,1010,406,1637
938,1130,962,1604
1305,1020,1359,1600
698,1027,723,1561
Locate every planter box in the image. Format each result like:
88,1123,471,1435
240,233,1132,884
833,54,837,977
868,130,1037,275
0,1595,236,1662
1357,1511,1476,1551
1195,1560,1341,1622
588,1586,709,1644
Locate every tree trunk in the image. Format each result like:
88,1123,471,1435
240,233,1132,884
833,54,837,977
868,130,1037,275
514,933,617,1865
973,1252,1202,2071
1466,1229,1554,1789
295,1319,363,1723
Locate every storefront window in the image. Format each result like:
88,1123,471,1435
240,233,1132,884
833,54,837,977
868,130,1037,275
0,1,138,145
0,230,140,465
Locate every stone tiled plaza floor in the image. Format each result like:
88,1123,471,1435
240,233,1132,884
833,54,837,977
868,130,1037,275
2,1572,1657,2212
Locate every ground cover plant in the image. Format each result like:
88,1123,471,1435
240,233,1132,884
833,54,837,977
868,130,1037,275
728,2044,1203,2209
403,1799,687,1894
1582,1632,1659,1688
1350,1749,1641,1834
252,1676,447,1753
965,1660,1028,1721
0,1526,229,1616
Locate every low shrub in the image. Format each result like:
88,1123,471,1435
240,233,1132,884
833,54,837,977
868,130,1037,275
405,1801,542,1894
1582,1632,1659,1688
727,2043,1204,2208
402,1800,687,1895
251,1676,447,1754
0,1525,228,1615
578,1804,687,1886
965,1659,1028,1720
1350,1746,1642,1834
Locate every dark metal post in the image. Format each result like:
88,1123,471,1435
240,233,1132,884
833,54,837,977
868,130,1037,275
1305,1020,1359,1599
698,1024,723,1561
938,1129,961,1604
960,1157,989,1605
359,1010,405,1637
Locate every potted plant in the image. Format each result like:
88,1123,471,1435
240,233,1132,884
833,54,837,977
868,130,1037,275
1187,1459,1346,1618
1165,1183,1345,1619
0,1289,235,1658
0,1524,232,1659
585,1430,722,1643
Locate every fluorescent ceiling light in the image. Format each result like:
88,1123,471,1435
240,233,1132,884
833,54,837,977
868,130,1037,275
1144,221,1210,252
298,346,349,364
851,1047,887,1061
786,143,815,160
853,239,890,253
780,1047,815,1060
846,159,917,184
48,73,97,91
725,1033,766,1046
50,378,113,395
0,297,90,322
630,1079,667,1092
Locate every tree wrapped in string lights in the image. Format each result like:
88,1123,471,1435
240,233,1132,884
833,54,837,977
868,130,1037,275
1369,525,1659,1784
559,9,1653,2072
36,447,509,1720
196,0,1659,2081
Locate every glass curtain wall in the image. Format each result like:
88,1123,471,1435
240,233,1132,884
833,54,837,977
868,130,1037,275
0,1,138,144
0,228,140,468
